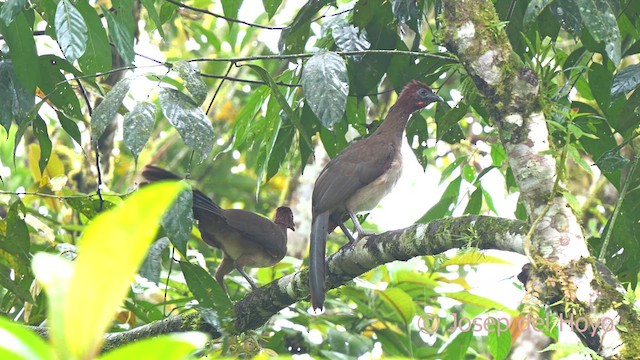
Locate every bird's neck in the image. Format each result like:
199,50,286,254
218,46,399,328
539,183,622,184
372,103,414,140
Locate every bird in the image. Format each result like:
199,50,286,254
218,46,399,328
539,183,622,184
140,165,295,291
309,80,443,310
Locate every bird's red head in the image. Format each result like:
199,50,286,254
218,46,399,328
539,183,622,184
398,80,443,110
274,206,296,231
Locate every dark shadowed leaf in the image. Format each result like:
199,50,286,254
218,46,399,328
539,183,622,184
324,328,373,357
575,0,620,64
66,197,117,219
58,111,82,146
0,61,33,133
179,260,233,313
464,187,483,215
611,64,640,98
278,0,330,54
0,0,26,26
550,0,582,36
161,186,193,257
0,11,39,93
91,77,131,145
302,51,349,129
124,102,156,161
100,4,134,65
76,0,111,74
392,0,421,32
54,0,87,62
139,237,170,283
32,116,51,175
6,200,29,255
436,101,469,141
524,0,554,27
158,88,214,162
596,151,630,173
267,123,295,180
37,55,83,119
174,61,208,105
262,0,282,19
0,263,34,303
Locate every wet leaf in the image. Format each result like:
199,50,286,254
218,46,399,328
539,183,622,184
124,101,156,161
302,51,349,129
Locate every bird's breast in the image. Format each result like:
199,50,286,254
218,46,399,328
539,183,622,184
345,155,403,213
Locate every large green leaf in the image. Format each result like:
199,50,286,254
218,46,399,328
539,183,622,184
139,237,170,284
278,0,330,54
262,0,282,19
91,77,131,145
123,101,156,161
0,0,26,26
0,60,33,133
0,315,53,360
140,0,165,36
33,182,186,359
97,332,208,360
523,0,554,27
575,0,621,64
302,51,349,129
174,61,208,105
32,115,51,174
100,4,134,65
161,186,193,257
0,10,39,94
611,64,640,98
232,85,270,148
76,0,111,74
54,0,87,62
158,88,214,162
221,0,241,27
37,55,83,119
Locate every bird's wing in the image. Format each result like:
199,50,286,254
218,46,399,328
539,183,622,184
222,209,287,258
312,139,395,214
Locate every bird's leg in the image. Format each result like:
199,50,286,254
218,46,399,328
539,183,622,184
234,260,258,290
214,256,234,293
332,214,358,245
349,211,374,239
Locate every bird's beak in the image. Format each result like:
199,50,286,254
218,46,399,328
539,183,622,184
430,93,444,103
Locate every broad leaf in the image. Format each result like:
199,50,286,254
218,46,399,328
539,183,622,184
262,0,282,19
161,186,193,257
0,11,39,93
575,0,621,64
139,237,170,283
278,0,330,54
91,77,131,145
55,0,87,62
221,0,241,27
97,332,208,360
100,4,134,65
76,0,111,74
524,0,554,27
0,61,33,133
32,116,51,175
611,64,640,98
174,61,207,105
123,101,156,161
302,51,349,129
0,0,26,26
180,260,233,317
158,88,214,162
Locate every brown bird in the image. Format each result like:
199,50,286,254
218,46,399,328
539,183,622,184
141,165,295,291
309,81,443,310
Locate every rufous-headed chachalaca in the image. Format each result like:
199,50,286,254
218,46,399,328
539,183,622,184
141,165,295,291
309,81,443,310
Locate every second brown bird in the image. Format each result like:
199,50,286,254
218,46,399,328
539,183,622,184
141,165,295,291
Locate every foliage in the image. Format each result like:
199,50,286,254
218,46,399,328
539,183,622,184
0,0,639,358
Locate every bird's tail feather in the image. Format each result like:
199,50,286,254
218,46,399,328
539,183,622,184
310,212,329,310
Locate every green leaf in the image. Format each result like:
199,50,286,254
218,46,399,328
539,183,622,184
266,124,294,180
596,151,630,173
174,61,207,105
0,60,33,133
0,313,53,360
245,64,312,150
57,111,82,146
32,116,51,175
575,0,621,64
140,0,165,37
378,287,415,326
92,77,131,145
97,332,207,360
232,85,270,148
76,0,111,74
441,330,472,360
35,182,186,359
329,19,370,54
221,0,241,27
324,328,373,357
392,0,421,32
37,55,83,119
262,0,282,19
0,263,34,303
6,200,29,255
440,156,467,184
278,0,330,54
123,101,156,161
158,88,214,162
464,187,483,215
180,260,233,314
100,4,134,65
588,62,611,113
487,324,512,360
0,10,39,93
139,237,170,283
611,64,640,98
444,292,518,316
0,0,26,26
523,0,554,27
161,186,193,257
302,51,349,129
437,102,469,141
65,197,117,220
55,0,87,62
418,176,462,222
551,0,582,36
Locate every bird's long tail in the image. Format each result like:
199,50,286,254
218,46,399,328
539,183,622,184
310,211,330,310
140,165,224,218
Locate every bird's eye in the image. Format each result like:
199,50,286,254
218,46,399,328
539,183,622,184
417,88,430,98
